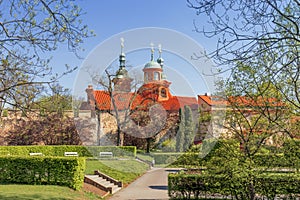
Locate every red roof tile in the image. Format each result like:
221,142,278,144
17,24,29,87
93,90,198,111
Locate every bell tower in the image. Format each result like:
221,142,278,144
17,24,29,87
139,43,171,101
113,38,133,92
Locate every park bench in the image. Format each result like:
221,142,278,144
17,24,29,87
29,152,43,156
64,152,78,157
99,152,113,158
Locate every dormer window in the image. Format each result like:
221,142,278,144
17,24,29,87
160,88,167,98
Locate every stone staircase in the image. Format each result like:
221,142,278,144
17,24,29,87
84,170,122,195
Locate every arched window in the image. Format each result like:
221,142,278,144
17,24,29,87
144,72,149,82
160,88,167,98
154,72,160,80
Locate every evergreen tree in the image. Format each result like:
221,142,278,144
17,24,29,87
183,105,194,151
176,108,185,152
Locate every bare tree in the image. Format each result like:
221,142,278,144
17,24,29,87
0,0,93,115
188,0,300,110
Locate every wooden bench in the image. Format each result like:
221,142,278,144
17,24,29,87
99,152,113,158
64,152,78,157
29,152,43,156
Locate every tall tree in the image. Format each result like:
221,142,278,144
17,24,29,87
176,108,185,152
0,0,93,115
176,106,195,152
183,105,195,151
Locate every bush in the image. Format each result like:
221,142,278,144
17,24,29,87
2,109,8,117
168,172,300,199
86,146,137,157
0,156,85,190
151,153,183,165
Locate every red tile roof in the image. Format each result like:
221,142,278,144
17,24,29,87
93,90,198,111
198,95,284,108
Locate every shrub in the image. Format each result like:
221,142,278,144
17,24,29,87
2,109,8,117
0,145,137,158
86,146,137,158
168,172,300,199
0,156,85,190
151,153,183,165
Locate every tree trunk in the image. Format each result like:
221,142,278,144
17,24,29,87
96,111,101,146
146,138,151,153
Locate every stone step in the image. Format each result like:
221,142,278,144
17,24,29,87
84,174,122,195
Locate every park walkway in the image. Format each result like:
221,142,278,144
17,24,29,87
108,168,179,200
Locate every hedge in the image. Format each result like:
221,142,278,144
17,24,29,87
0,145,136,158
151,153,184,165
168,172,300,199
86,146,136,158
0,156,85,190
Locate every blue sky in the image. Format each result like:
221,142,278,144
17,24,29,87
51,0,219,97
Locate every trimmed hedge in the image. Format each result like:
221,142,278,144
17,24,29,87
168,172,300,199
0,156,85,190
0,145,136,158
86,146,136,158
151,153,184,165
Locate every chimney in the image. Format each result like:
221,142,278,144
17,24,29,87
85,85,96,118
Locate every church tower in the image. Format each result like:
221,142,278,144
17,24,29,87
139,44,171,101
113,38,133,92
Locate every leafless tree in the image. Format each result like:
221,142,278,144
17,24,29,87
0,0,93,115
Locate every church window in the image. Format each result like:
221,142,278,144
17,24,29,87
154,72,160,80
144,72,149,82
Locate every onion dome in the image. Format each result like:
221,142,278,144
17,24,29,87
144,60,162,69
144,43,162,70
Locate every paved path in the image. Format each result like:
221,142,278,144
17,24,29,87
108,168,179,200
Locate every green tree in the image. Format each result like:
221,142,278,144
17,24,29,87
32,84,72,117
183,105,194,151
176,108,185,152
0,0,93,115
176,106,195,152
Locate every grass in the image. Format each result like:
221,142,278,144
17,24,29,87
0,157,150,199
0,184,102,200
85,159,150,184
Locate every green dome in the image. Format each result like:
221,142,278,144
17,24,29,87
116,67,129,78
144,61,161,69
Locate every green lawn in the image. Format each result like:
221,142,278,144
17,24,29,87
0,184,101,200
85,159,150,185
0,158,150,199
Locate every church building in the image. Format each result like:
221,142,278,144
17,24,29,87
84,41,200,147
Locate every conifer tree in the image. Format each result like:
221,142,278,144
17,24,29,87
176,108,185,152
183,105,194,151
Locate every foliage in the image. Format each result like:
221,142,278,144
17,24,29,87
151,152,183,165
0,156,85,190
0,145,137,158
169,139,300,199
190,0,300,138
176,108,185,152
1,109,8,117
32,85,73,117
183,105,195,151
5,114,82,145
168,172,300,199
0,0,93,114
176,106,195,152
86,146,137,158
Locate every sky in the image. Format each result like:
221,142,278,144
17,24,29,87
50,0,220,98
